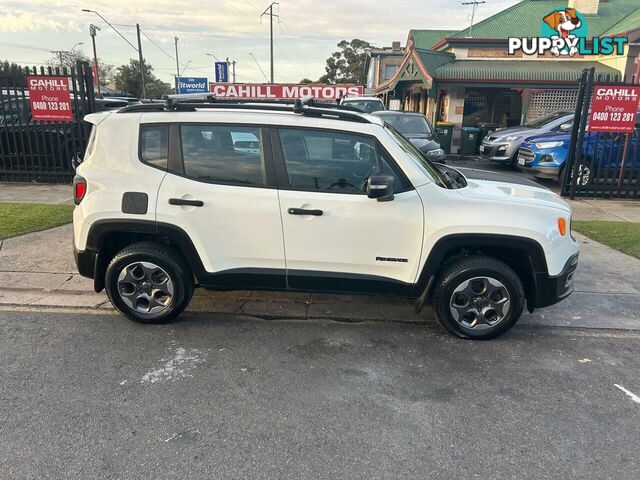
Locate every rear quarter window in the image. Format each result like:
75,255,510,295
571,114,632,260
139,124,169,170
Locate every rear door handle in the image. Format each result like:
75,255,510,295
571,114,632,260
288,207,323,216
169,198,204,207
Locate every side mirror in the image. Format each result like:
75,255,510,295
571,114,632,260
367,174,395,202
559,123,572,132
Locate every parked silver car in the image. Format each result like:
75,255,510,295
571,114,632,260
479,111,574,166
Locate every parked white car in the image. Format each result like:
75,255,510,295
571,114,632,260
73,99,578,339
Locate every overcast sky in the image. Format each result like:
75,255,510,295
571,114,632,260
0,0,518,84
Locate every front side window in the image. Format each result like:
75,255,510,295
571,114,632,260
180,125,266,186
140,124,169,169
384,125,446,188
278,128,408,193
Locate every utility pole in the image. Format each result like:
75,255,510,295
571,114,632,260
175,37,180,93
89,24,101,93
461,0,486,38
136,23,147,99
261,2,279,84
226,57,237,83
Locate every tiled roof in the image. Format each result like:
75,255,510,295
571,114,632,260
434,60,621,82
450,0,640,39
409,30,458,49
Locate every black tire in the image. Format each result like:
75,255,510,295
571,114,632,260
432,255,525,340
105,241,194,324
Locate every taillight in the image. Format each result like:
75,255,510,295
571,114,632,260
73,175,87,205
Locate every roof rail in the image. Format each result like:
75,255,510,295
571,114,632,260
117,96,372,123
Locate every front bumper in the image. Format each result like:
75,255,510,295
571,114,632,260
479,142,517,162
521,164,561,180
532,253,578,308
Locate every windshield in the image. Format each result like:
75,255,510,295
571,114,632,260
524,111,571,128
384,125,447,188
379,115,432,135
341,99,384,113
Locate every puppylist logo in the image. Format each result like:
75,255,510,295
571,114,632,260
508,8,628,57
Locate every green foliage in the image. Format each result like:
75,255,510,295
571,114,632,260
0,203,74,240
319,39,373,84
298,78,314,84
44,51,114,84
113,59,173,99
572,221,640,259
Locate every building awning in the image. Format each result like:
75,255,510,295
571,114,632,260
434,60,621,83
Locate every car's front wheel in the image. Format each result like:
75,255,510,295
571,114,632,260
431,256,525,339
105,242,194,324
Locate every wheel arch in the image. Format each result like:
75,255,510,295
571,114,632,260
84,220,205,292
415,233,549,308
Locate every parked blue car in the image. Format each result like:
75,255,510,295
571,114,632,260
518,112,640,184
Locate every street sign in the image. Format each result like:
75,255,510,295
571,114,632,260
215,62,228,83
208,83,364,101
588,85,640,133
26,76,73,122
175,77,209,94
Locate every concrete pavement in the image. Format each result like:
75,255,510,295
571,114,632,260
1,223,639,331
0,183,72,204
1,310,639,479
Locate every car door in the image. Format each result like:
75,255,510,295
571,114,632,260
273,127,424,295
155,123,286,289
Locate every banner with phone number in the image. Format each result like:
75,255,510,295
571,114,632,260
26,76,73,122
588,85,640,133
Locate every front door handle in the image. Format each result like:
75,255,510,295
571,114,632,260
288,207,323,216
169,198,204,207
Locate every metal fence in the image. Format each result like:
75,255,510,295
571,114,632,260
562,68,640,199
0,62,95,183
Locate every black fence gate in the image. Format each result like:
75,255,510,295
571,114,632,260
562,68,640,199
0,62,95,183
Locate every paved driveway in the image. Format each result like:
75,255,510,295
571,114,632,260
1,310,639,479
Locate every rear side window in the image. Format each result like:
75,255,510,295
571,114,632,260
140,125,169,169
179,124,266,186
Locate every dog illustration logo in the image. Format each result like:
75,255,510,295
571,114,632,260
541,8,587,56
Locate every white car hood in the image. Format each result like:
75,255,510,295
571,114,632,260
458,178,571,213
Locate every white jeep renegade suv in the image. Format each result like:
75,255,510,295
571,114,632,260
73,98,579,339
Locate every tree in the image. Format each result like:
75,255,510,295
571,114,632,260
319,39,373,85
113,59,173,99
298,78,314,84
44,50,114,85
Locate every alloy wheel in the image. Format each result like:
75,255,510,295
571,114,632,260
449,276,511,330
117,261,174,316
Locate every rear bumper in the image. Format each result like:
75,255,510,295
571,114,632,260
532,253,579,308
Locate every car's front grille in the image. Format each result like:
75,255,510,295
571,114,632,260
518,148,536,164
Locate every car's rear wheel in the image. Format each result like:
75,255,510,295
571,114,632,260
105,242,194,324
431,256,525,340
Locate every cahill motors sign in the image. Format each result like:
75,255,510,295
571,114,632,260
209,83,364,100
26,76,73,122
508,7,628,56
588,86,640,133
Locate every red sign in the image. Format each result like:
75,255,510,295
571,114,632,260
588,85,640,133
26,76,73,122
208,83,364,101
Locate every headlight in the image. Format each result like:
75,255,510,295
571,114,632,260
425,148,445,159
504,135,521,142
534,141,564,149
